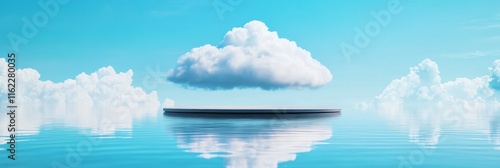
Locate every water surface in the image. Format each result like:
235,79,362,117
1,108,500,168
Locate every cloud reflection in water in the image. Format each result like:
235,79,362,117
166,113,338,168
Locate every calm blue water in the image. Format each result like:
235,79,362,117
1,108,500,168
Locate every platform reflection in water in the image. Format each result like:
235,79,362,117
165,112,339,168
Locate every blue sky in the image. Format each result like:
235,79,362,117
1,0,499,108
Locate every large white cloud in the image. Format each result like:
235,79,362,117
364,58,500,148
0,58,160,141
167,20,332,90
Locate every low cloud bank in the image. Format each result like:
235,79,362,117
360,58,500,148
0,58,160,139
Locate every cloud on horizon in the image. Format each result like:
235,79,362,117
167,20,332,90
162,98,175,107
0,58,160,140
373,58,499,112
359,58,500,148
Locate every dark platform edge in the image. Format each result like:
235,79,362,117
163,108,341,114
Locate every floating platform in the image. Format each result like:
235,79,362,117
163,107,341,114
